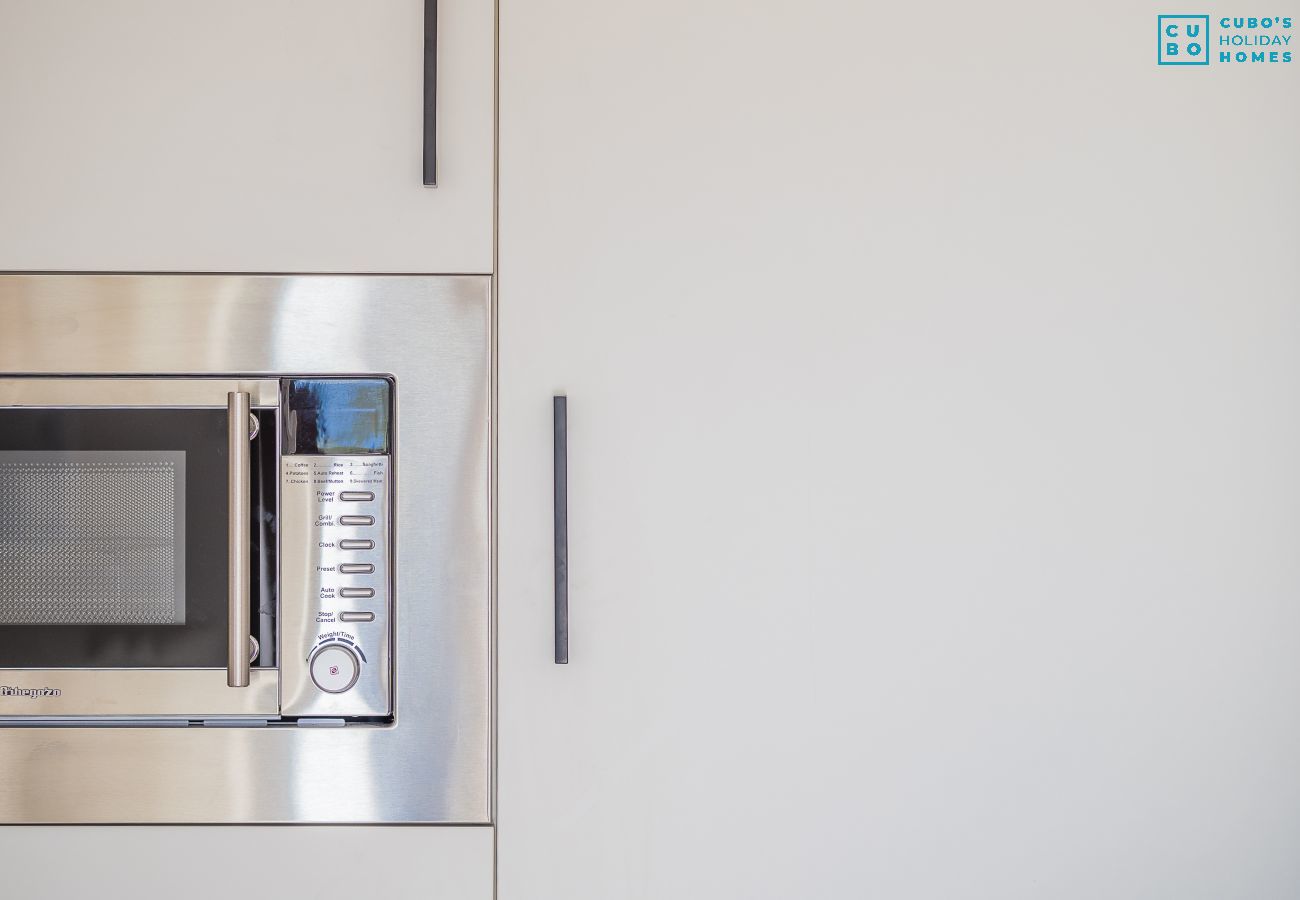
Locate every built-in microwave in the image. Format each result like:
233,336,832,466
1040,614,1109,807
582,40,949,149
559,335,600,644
0,274,491,824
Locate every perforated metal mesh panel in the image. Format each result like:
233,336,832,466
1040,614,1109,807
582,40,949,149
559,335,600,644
0,451,186,624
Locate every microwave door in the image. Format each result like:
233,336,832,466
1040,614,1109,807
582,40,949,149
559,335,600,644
0,379,279,719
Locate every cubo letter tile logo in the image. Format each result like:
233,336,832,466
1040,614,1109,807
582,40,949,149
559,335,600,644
1159,15,1211,64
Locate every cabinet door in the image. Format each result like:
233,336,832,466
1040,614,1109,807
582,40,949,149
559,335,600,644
0,0,492,272
498,1,1300,898
4,827,494,900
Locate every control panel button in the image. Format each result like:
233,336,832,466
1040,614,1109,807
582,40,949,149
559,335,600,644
281,451,392,719
310,644,361,694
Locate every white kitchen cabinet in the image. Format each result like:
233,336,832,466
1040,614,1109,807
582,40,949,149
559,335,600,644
0,0,492,273
6,827,494,900
0,0,1298,896
497,1,1300,898
0,2,497,897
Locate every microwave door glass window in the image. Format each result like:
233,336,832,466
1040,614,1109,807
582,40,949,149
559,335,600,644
0,407,276,669
0,451,185,625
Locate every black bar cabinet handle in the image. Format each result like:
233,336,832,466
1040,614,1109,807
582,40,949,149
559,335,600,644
553,395,569,664
423,0,438,186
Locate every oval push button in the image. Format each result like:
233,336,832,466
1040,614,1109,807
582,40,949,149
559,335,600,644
339,515,374,526
340,491,374,502
340,611,376,623
340,587,375,599
339,539,374,550
339,563,375,575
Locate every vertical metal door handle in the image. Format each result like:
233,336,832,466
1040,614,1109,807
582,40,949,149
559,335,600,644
423,0,438,186
227,392,251,687
553,396,569,664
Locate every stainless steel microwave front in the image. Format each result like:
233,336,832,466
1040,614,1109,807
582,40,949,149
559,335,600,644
0,274,491,824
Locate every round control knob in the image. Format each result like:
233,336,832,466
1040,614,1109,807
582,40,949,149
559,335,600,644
309,644,360,694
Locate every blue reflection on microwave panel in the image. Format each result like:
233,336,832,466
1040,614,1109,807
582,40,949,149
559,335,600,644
284,379,391,455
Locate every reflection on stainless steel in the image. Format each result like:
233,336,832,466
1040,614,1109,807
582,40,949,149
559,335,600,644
0,378,280,407
0,274,491,823
281,455,392,718
227,391,251,688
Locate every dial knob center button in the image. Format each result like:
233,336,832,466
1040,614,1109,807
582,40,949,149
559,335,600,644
310,644,360,694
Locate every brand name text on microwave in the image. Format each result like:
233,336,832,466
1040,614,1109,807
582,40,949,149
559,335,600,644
0,686,61,699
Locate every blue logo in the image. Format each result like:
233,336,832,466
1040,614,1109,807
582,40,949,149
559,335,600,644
1158,14,1293,64
1159,14,1211,64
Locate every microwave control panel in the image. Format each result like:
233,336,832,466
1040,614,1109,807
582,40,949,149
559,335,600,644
278,379,393,719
